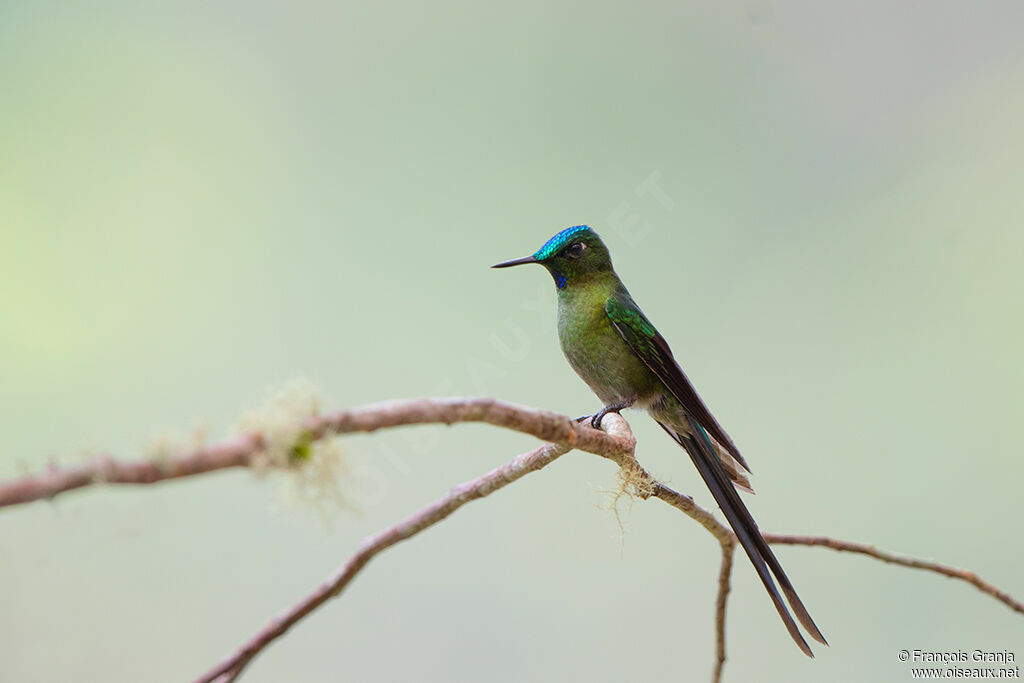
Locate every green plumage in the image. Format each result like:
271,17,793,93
558,282,660,408
493,225,826,657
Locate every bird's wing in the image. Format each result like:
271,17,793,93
607,292,826,653
605,292,750,472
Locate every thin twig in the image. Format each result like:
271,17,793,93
196,440,572,683
648,482,732,544
712,539,736,683
764,534,1024,615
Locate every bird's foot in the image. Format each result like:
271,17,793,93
587,399,635,430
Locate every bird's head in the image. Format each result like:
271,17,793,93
491,225,613,289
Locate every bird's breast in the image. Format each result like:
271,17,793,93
556,293,659,406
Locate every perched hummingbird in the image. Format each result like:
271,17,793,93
493,225,826,656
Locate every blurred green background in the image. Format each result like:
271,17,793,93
2,1,1023,681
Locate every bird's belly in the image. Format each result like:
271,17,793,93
558,306,658,406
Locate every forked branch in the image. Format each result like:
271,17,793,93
1,398,1019,683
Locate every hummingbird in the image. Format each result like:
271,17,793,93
492,225,826,656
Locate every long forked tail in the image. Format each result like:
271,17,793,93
657,417,827,657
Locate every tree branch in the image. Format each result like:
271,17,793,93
648,481,731,544
194,439,577,683
763,534,1024,616
712,539,736,683
1,396,1020,683
0,397,632,510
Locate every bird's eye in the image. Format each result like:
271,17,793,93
564,242,586,259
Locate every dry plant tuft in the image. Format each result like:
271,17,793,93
238,380,353,514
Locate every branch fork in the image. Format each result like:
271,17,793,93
1,397,1019,683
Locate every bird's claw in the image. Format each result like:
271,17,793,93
587,399,636,430
574,413,609,428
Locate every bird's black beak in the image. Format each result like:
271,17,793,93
491,255,538,269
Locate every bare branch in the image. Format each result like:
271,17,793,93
626,477,1024,680
194,411,637,683
713,539,736,683
0,438,260,508
649,482,732,545
195,440,574,683
0,397,632,510
3,396,1021,683
764,534,1024,616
